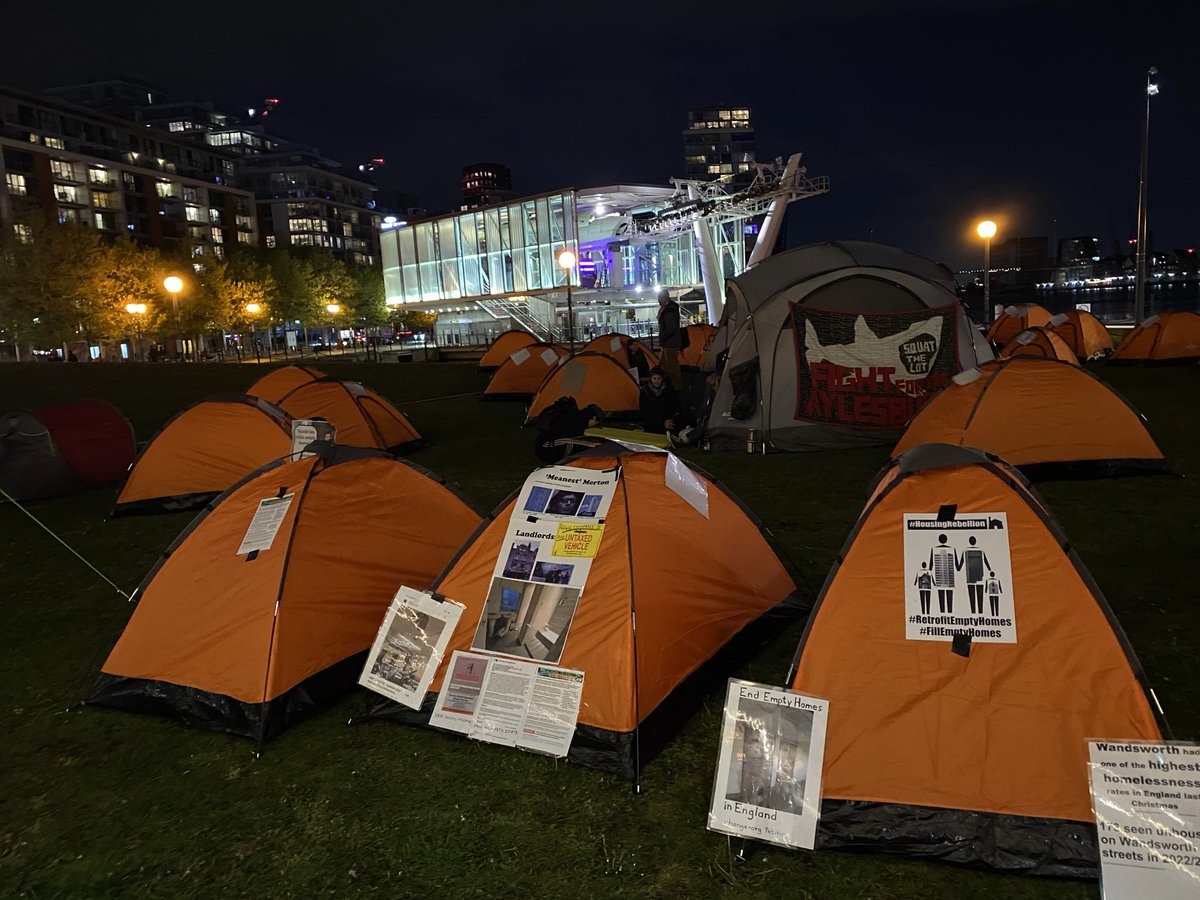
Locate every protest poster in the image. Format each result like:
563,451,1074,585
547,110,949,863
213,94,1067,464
790,304,958,429
290,418,336,459
358,587,464,709
471,464,618,665
708,679,828,851
1087,740,1200,899
236,493,294,555
428,650,584,757
902,511,1016,643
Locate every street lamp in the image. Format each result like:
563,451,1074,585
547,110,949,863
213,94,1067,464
326,303,341,356
245,302,262,362
125,302,147,361
1134,65,1159,324
163,275,184,361
556,248,577,350
976,220,997,323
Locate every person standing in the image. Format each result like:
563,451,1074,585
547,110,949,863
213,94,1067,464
914,562,933,614
962,536,992,614
656,289,688,390
985,571,1003,616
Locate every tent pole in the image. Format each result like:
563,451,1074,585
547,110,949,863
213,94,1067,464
617,466,643,793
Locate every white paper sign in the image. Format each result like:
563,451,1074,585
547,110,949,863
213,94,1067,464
610,336,622,352
1088,741,1200,899
510,348,531,365
291,418,336,459
708,679,828,850
540,348,559,366
429,650,584,757
903,512,1016,643
470,465,618,665
358,587,464,709
236,494,294,555
665,453,709,518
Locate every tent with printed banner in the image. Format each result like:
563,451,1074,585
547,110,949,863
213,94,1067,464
114,396,293,516
679,324,717,369
0,400,136,502
479,331,538,370
893,358,1167,477
525,352,641,422
276,378,420,451
705,241,994,451
580,333,659,379
246,364,327,405
985,303,1052,346
1110,311,1200,363
367,444,801,782
484,342,569,398
998,326,1078,364
1047,310,1113,360
88,443,481,745
787,444,1165,876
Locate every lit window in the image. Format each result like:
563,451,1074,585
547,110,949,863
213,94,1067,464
238,232,253,244
266,235,277,248
5,173,26,196
57,207,79,223
212,245,225,259
185,206,202,222
13,223,31,244
156,181,177,199
51,159,74,180
54,185,78,203
93,192,112,208
44,137,65,150
212,229,224,244
168,121,186,132
89,167,110,185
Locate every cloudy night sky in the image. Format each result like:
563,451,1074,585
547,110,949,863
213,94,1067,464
3,0,1197,271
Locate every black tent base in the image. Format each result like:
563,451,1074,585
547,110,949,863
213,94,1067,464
816,799,1098,879
86,652,367,745
111,491,221,517
364,592,807,783
1018,457,1173,481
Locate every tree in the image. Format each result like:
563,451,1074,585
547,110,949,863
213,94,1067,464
85,238,166,342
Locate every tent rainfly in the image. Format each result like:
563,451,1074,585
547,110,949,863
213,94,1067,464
525,351,642,422
114,395,293,516
788,444,1165,876
1047,310,1113,360
484,342,569,399
246,365,327,405
998,326,1078,364
893,358,1167,477
679,324,717,370
985,303,1052,346
276,378,419,451
580,333,659,378
368,445,801,782
479,331,538,370
89,444,481,744
0,400,136,502
1110,311,1200,364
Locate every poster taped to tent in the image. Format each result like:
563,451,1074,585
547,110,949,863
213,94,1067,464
790,304,958,429
708,679,828,850
665,453,709,518
429,650,584,757
236,493,295,555
471,464,618,664
290,419,336,459
1087,740,1200,899
358,587,464,709
903,511,1016,643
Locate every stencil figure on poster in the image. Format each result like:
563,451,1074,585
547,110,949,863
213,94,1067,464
985,571,1003,616
928,533,960,613
914,562,933,614
962,536,993,614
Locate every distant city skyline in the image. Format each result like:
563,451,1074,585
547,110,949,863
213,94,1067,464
2,0,1197,272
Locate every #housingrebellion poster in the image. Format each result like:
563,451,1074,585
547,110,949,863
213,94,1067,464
708,679,829,851
902,511,1016,644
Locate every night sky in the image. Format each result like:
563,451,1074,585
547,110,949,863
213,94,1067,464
3,0,1197,271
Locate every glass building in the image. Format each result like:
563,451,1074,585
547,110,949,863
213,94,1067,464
380,185,754,344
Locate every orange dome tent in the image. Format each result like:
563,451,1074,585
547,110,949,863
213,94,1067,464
580,333,659,378
484,342,569,398
526,351,641,422
1110,311,1200,363
276,378,419,451
246,364,326,404
998,326,1078,364
679,324,716,369
479,331,538,369
368,445,800,780
893,358,1166,476
115,396,293,516
985,303,1051,345
1047,310,1113,360
89,444,481,744
788,444,1164,876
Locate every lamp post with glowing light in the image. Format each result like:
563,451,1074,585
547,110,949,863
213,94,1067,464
163,275,184,361
556,248,577,350
976,220,997,323
326,303,342,357
1134,66,1159,324
245,302,262,362
125,302,147,361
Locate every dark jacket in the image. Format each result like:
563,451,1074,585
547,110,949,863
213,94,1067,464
657,301,686,350
639,381,681,434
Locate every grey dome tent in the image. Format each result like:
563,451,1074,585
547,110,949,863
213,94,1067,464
705,241,993,451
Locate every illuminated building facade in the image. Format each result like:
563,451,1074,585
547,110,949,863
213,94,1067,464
461,162,514,210
683,107,755,179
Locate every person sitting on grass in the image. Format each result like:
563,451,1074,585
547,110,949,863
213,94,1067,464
640,367,694,444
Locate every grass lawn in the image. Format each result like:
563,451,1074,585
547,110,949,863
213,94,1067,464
0,358,1196,898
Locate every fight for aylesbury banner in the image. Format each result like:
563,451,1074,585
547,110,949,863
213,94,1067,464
790,304,959,429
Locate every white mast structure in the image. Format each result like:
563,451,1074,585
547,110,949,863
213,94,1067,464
629,153,829,322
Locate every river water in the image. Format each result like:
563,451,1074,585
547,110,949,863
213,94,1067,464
960,281,1200,325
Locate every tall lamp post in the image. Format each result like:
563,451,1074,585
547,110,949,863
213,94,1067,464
326,303,341,357
163,275,184,361
245,302,262,362
1134,66,1159,324
125,303,147,361
556,248,577,351
976,220,997,324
